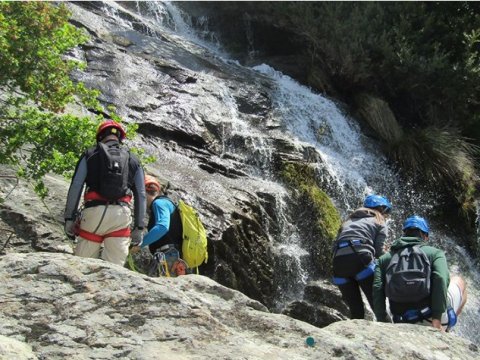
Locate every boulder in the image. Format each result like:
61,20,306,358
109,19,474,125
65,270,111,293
0,252,477,359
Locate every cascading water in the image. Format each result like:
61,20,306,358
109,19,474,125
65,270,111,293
101,1,479,345
270,194,311,310
217,84,275,176
252,64,399,209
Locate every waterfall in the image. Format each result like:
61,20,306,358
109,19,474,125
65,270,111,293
102,1,479,345
215,83,273,173
270,194,310,311
252,64,399,209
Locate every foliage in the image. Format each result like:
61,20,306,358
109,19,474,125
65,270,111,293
204,2,480,194
0,2,94,111
261,2,480,136
281,162,341,275
0,1,98,197
0,2,153,197
389,127,478,184
355,93,404,144
1,108,98,197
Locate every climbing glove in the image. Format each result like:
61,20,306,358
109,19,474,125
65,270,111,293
130,227,144,247
64,219,76,240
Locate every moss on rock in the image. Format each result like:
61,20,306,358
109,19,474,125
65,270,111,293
280,162,341,274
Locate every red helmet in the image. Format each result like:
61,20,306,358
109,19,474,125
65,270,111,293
96,120,126,142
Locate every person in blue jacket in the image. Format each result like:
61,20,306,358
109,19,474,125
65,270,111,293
332,194,392,319
130,175,182,255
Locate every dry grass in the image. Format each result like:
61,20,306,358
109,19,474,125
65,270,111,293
356,93,478,188
355,93,404,144
356,93,479,225
390,126,479,184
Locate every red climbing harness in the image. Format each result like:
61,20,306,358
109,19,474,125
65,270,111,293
77,227,131,243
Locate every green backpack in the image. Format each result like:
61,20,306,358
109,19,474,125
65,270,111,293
178,199,208,270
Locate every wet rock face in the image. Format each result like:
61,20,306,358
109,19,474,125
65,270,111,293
174,2,310,78
1,2,480,354
64,1,338,311
74,1,282,304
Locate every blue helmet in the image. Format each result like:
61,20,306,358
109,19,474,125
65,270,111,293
403,215,429,235
363,195,392,213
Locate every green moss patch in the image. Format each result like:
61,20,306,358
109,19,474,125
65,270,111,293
281,162,341,274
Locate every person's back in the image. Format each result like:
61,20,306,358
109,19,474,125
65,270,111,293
377,236,448,319
373,215,467,331
336,207,387,256
332,195,391,319
64,120,146,266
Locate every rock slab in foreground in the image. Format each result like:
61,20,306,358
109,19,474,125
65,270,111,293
0,253,478,360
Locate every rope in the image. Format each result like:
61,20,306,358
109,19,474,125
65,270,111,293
0,228,14,253
0,175,19,201
159,252,171,277
145,249,192,277
126,253,138,272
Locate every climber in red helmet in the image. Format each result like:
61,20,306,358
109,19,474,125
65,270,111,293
64,120,146,266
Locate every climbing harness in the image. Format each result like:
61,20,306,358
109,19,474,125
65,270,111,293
332,239,376,285
332,261,376,285
393,306,432,323
76,201,131,242
148,245,188,278
392,306,457,331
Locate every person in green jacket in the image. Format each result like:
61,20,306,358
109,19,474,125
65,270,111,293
373,215,467,331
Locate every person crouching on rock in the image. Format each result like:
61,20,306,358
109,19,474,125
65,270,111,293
373,215,467,331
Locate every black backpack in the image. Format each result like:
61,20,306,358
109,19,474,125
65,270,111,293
385,245,431,303
97,142,130,200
